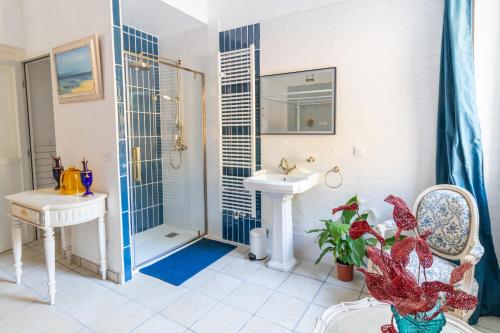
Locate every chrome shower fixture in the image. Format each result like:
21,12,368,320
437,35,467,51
129,60,151,71
152,94,179,102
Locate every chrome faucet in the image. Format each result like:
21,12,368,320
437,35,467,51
279,157,297,175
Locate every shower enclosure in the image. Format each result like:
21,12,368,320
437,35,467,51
123,51,206,267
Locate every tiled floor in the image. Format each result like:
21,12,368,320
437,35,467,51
0,239,499,333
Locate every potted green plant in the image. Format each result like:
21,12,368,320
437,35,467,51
307,195,368,282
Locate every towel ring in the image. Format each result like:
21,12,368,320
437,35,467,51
325,166,343,188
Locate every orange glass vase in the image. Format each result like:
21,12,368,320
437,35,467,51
60,167,85,195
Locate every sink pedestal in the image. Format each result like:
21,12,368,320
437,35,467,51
266,193,297,272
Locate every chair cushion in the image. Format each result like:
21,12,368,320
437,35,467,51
406,251,478,296
416,189,471,256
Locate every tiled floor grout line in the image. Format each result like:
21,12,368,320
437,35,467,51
3,244,495,333
234,262,297,333
289,264,335,332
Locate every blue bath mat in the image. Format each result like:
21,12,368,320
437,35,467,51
139,238,236,286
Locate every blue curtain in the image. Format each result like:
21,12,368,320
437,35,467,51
436,0,500,324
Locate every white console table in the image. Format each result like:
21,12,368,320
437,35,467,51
4,188,107,305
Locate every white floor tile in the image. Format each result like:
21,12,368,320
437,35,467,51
194,271,241,300
228,245,250,259
278,274,323,302
1,302,83,333
313,283,360,308
181,269,216,289
239,316,291,333
474,327,500,333
207,255,236,271
133,314,186,333
0,248,40,269
0,283,43,317
30,268,88,297
223,282,273,314
326,268,365,292
191,303,251,333
477,316,500,331
89,301,153,333
161,290,217,327
135,282,189,311
219,258,261,280
110,272,161,299
1,254,45,276
52,279,108,310
247,266,289,289
66,288,128,325
293,261,332,281
256,292,309,329
295,304,325,333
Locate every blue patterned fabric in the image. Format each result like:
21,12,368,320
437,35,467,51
416,189,471,256
406,252,478,296
436,0,500,322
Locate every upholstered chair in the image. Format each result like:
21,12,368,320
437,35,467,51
372,185,484,321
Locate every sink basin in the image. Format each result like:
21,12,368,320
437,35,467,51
243,168,320,272
243,169,320,194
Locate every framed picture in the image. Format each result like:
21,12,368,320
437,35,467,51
51,35,103,103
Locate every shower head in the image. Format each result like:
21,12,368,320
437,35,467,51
129,60,151,71
152,94,179,102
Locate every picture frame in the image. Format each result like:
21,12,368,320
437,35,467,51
50,34,103,103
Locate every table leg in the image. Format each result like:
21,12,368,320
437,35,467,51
11,219,23,285
97,216,107,280
44,227,56,305
60,226,72,265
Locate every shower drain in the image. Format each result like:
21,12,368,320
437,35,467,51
165,232,179,238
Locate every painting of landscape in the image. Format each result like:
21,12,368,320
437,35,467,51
55,45,95,96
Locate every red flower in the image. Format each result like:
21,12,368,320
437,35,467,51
415,237,433,269
390,236,416,266
450,263,472,284
446,289,478,310
332,202,359,215
384,195,417,238
381,324,397,333
349,220,385,245
347,194,477,332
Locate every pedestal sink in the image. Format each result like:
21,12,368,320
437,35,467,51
243,168,320,272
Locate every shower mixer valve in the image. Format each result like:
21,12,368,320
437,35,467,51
172,134,187,151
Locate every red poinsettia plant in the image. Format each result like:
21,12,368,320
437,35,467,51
333,195,477,333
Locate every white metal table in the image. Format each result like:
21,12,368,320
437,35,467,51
313,298,480,333
4,188,107,305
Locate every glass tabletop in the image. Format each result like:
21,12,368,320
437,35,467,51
313,298,480,333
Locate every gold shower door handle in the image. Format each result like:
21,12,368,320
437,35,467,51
132,147,141,182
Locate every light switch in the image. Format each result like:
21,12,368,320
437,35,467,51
353,146,366,158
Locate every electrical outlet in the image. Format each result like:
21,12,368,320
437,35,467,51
353,146,366,158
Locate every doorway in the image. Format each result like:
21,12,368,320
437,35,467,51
24,57,57,189
0,60,35,252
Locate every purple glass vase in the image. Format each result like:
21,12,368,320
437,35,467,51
80,170,93,196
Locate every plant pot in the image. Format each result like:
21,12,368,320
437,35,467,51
391,304,446,333
336,259,354,282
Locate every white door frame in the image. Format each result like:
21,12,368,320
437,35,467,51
0,58,36,250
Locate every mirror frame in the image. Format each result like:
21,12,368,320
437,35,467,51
260,67,337,135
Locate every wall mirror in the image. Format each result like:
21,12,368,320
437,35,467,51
261,68,336,134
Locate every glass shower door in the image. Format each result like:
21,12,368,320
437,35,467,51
124,53,206,268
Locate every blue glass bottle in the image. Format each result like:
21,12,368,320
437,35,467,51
391,304,446,333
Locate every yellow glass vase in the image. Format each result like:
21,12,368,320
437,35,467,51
60,167,85,195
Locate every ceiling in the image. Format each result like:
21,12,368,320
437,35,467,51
121,0,205,37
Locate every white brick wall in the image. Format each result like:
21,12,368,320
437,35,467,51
475,0,500,264
259,0,444,261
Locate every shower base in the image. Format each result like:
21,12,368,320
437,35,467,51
133,224,198,267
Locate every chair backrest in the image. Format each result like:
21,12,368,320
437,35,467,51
413,184,479,260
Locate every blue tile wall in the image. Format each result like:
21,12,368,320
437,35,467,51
112,0,163,281
219,24,261,245
122,25,163,235
112,0,133,281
